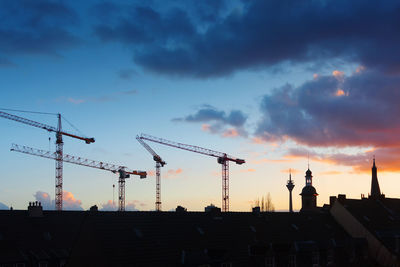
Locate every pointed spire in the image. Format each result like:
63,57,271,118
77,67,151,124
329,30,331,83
370,156,381,198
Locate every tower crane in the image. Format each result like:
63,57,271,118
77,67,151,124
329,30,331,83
136,135,166,211
10,144,146,211
138,134,245,212
0,110,95,210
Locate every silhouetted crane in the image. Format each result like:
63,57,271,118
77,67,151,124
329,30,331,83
136,135,166,211
0,110,94,210
138,134,245,212
10,144,146,211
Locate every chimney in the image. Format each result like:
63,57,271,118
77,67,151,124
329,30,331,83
176,205,187,212
329,196,337,206
28,201,43,217
338,194,346,203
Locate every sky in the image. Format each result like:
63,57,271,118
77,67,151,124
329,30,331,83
1,0,400,212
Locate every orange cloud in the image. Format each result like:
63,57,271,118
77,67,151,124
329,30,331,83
165,168,183,178
251,158,295,164
240,168,256,173
335,89,348,96
251,137,266,144
287,147,400,173
332,70,344,78
147,170,155,176
313,73,319,80
201,124,211,132
319,171,342,175
222,128,239,138
355,65,365,73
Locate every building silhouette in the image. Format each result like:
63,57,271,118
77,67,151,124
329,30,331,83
370,157,382,199
300,168,318,212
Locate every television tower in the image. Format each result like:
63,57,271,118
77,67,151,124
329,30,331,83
286,169,295,213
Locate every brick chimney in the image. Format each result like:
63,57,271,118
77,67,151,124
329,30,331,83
28,201,43,217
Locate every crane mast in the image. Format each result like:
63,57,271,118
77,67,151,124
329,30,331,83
138,134,245,212
10,144,146,211
0,110,94,211
136,136,166,211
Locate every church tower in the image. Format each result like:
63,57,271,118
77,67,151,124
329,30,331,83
300,168,318,212
370,157,382,199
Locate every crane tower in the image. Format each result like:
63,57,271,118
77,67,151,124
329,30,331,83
136,135,166,211
138,134,245,212
0,110,94,210
11,144,146,211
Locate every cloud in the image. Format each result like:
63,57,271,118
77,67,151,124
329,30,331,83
174,105,248,137
287,147,400,173
0,202,8,210
165,168,183,178
0,0,80,58
63,191,83,210
255,69,400,148
92,1,400,78
34,191,52,209
67,97,85,104
119,90,137,95
117,69,137,80
101,200,117,211
60,90,137,105
34,190,83,210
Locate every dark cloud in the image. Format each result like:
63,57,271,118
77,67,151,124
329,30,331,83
255,69,400,148
175,105,246,126
92,0,400,78
117,69,137,80
0,0,80,58
0,57,14,67
173,105,247,137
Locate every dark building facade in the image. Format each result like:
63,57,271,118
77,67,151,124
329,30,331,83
0,205,372,267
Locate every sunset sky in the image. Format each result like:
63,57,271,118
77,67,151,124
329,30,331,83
1,0,400,212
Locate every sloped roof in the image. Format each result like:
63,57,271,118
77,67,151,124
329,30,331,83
338,197,400,254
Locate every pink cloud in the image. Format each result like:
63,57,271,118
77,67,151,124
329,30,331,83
67,97,85,104
34,190,83,210
222,128,239,138
165,168,183,178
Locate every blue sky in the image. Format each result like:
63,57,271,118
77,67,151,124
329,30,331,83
1,0,400,211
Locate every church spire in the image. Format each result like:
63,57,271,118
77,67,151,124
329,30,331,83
370,156,381,198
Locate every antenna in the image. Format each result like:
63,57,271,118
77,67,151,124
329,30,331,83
113,184,115,208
